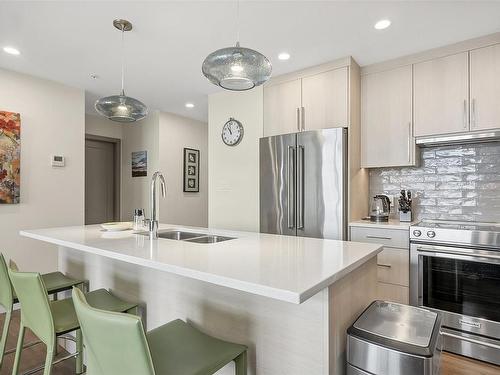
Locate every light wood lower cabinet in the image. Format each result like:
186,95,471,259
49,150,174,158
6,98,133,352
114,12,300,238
377,283,409,304
377,247,409,286
350,225,410,304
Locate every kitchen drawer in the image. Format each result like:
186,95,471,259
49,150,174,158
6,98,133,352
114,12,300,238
377,282,409,304
350,226,409,249
377,248,409,287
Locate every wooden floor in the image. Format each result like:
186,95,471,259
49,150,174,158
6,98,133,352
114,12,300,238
0,311,74,375
0,311,498,374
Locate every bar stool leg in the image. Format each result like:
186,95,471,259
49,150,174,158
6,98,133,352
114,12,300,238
234,351,247,375
12,323,25,375
42,346,54,375
0,308,12,367
52,292,60,357
75,329,83,374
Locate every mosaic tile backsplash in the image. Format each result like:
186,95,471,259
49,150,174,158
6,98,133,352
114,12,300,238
369,142,500,223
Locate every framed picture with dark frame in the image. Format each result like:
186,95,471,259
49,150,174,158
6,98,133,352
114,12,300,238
183,148,199,192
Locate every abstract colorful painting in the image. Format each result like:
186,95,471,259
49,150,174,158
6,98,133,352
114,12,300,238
0,111,20,204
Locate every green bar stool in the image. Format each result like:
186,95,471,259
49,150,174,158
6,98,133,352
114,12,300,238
8,262,138,375
0,254,87,369
72,287,248,375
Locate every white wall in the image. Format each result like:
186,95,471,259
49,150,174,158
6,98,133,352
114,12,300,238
0,68,85,272
208,88,263,231
85,113,123,140
158,112,208,227
119,110,208,226
121,111,159,221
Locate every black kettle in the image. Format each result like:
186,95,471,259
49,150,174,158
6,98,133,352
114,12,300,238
370,194,391,222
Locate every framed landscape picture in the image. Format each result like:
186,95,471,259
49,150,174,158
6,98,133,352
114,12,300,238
0,111,21,204
132,151,147,177
183,148,199,192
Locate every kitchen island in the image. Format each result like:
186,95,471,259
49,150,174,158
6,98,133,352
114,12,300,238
21,224,382,375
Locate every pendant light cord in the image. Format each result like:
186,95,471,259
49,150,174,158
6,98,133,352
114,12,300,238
120,24,125,95
236,0,240,45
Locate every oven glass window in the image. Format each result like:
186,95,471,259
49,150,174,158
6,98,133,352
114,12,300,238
422,256,500,323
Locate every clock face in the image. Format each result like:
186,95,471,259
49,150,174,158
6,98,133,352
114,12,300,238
222,118,244,146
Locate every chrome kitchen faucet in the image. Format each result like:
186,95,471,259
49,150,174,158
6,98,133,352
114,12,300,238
147,171,166,239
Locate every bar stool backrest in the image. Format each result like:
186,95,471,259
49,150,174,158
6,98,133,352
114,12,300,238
0,254,13,311
72,287,156,375
8,265,56,348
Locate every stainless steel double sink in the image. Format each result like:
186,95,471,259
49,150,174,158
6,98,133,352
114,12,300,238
138,230,235,244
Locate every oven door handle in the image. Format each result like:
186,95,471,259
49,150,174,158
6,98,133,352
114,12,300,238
416,246,500,262
440,330,500,350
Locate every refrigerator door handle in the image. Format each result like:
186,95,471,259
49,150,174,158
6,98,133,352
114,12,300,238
297,145,305,229
287,146,295,229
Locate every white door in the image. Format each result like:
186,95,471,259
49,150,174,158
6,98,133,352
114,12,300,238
414,52,469,137
301,67,349,130
361,65,414,168
85,139,117,224
263,79,302,137
470,43,500,131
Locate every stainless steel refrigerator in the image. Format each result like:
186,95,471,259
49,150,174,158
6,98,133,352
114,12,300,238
259,128,347,240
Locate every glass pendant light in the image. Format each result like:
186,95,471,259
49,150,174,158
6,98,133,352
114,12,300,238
202,1,272,91
95,19,148,123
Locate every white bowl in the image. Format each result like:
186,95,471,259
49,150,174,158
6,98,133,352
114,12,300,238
100,222,133,232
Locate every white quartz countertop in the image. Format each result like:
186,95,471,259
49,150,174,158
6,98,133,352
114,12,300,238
349,219,416,230
20,224,382,304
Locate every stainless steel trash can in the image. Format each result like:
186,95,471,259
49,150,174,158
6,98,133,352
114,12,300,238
347,301,442,375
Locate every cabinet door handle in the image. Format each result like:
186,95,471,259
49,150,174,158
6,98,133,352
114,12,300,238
301,106,305,131
440,330,500,351
296,108,300,132
366,235,392,240
377,263,392,268
408,122,412,163
471,98,476,128
463,99,468,129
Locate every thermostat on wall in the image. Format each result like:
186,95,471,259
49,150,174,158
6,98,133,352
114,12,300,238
51,155,65,167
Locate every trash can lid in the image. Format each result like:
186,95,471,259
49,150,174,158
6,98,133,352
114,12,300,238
348,301,441,357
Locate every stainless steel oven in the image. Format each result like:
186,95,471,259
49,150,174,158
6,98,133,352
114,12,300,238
410,220,500,365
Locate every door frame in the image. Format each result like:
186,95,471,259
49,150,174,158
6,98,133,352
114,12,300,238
85,134,121,222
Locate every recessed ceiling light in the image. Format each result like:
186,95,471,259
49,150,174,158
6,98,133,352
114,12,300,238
185,103,194,109
3,46,20,55
278,52,290,61
374,19,391,30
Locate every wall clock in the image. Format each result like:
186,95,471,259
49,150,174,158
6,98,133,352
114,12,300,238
221,117,244,146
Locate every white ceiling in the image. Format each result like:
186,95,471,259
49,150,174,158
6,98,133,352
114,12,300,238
1,1,500,122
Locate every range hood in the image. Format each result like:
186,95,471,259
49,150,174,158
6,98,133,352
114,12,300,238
416,130,500,147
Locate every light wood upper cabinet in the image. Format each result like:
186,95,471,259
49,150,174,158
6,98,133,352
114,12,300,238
263,79,301,137
263,65,350,137
470,43,500,131
414,52,469,137
301,67,349,130
361,66,413,168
